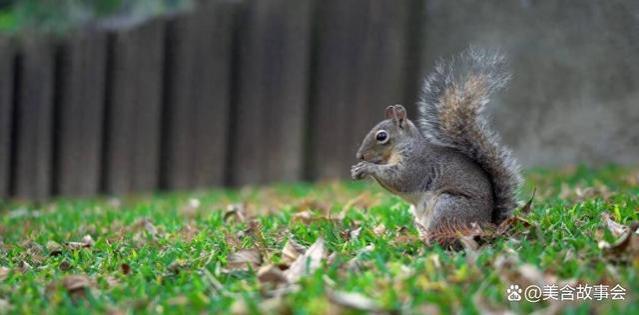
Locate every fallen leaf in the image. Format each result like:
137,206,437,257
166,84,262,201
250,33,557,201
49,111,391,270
46,241,63,256
291,211,315,224
0,267,9,281
519,189,535,215
348,226,362,241
121,263,131,275
179,224,199,242
59,261,72,271
47,275,95,300
82,235,94,246
136,218,159,237
281,238,306,266
65,242,90,251
18,261,32,273
284,238,326,283
494,255,575,290
257,265,288,286
602,222,639,262
602,213,628,238
224,204,247,223
227,249,262,271
326,289,382,312
373,224,386,236
559,183,613,202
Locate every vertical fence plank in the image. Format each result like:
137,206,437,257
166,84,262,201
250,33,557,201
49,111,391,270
13,36,55,200
308,0,412,180
350,0,412,154
231,0,313,186
0,36,14,198
162,1,234,190
56,31,107,196
308,0,371,180
104,18,165,195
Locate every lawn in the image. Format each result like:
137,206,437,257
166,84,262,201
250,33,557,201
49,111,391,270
0,166,638,314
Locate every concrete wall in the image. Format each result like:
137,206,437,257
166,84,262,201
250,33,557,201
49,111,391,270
419,0,639,167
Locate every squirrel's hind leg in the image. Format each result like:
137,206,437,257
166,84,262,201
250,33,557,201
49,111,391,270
425,193,492,232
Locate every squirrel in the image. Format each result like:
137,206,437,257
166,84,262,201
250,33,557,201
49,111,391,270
351,48,522,237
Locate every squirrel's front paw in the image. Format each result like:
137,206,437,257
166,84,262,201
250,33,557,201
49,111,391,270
351,162,372,180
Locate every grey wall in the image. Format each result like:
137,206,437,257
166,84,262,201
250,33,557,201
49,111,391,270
419,0,639,167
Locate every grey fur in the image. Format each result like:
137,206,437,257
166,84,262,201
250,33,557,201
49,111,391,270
417,48,521,223
352,49,521,234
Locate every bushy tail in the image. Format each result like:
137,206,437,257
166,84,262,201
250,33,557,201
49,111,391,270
417,48,522,224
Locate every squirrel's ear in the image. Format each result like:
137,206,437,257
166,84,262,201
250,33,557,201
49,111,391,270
391,104,407,128
384,105,395,119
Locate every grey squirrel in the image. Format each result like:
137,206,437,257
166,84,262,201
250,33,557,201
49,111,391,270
351,48,522,235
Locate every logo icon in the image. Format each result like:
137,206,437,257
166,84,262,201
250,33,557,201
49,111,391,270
507,284,522,301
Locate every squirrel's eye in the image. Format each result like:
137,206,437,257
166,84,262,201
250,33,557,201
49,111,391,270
375,130,389,143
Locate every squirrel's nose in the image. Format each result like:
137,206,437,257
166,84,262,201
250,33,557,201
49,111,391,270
356,152,364,160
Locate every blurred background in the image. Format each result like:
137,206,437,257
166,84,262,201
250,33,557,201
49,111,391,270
0,0,638,200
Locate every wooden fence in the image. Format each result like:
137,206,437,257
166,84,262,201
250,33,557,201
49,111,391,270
0,0,426,201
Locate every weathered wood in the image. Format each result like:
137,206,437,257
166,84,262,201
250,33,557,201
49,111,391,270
162,1,234,190
0,36,14,198
308,0,412,180
103,18,165,194
13,36,55,200
308,0,371,180
350,0,412,154
231,0,313,186
55,31,107,196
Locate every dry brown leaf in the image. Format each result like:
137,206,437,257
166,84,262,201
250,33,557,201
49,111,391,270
602,213,628,238
602,222,639,262
257,265,288,286
121,263,131,275
326,289,382,312
373,224,386,236
348,226,362,241
59,260,72,271
281,238,306,266
18,261,32,273
559,183,613,202
82,235,94,246
494,255,575,290
519,189,535,215
179,224,199,242
135,219,159,237
0,267,9,281
227,249,262,271
65,234,94,251
291,211,315,224
46,241,63,256
284,237,326,283
48,275,95,299
224,204,247,223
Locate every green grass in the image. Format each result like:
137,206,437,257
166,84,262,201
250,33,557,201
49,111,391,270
1,166,638,314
